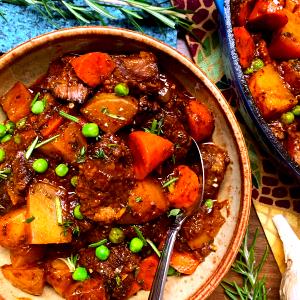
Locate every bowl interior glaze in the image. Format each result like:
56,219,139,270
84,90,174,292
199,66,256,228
0,27,251,300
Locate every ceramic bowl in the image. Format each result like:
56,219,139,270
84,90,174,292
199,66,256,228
215,0,300,181
0,27,251,299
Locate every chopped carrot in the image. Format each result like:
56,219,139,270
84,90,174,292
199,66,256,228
170,250,200,275
40,115,64,137
0,82,32,122
185,100,214,142
167,165,200,209
232,27,255,69
128,131,174,180
248,0,288,31
268,10,300,59
70,52,115,87
136,255,159,290
236,0,256,26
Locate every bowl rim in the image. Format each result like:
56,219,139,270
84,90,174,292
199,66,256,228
221,0,300,180
0,26,252,299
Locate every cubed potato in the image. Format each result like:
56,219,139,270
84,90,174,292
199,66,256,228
269,10,300,59
39,122,87,163
1,264,45,295
248,64,297,119
45,259,73,297
0,207,26,248
0,82,32,122
10,245,45,267
81,92,138,133
170,250,200,275
27,182,72,244
119,178,168,224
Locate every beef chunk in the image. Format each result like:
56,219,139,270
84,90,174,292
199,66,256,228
280,59,300,96
104,52,161,93
78,245,140,280
42,56,91,103
6,151,33,205
287,131,300,165
192,143,230,199
153,111,191,160
76,134,135,223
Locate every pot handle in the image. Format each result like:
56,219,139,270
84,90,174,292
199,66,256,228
214,0,224,18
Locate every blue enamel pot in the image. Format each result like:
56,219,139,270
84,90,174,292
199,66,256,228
215,0,300,181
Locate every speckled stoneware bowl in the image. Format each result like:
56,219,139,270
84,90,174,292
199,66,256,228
0,27,251,300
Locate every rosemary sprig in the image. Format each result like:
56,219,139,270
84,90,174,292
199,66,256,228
3,0,193,34
101,107,126,120
88,238,107,248
94,148,107,159
221,228,269,300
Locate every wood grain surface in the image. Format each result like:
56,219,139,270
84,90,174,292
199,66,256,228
208,206,282,299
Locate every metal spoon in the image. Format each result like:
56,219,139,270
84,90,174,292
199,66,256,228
149,137,205,300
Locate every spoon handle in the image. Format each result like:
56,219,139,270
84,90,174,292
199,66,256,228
148,221,183,300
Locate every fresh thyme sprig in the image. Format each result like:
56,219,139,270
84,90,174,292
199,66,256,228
221,228,269,300
2,0,193,34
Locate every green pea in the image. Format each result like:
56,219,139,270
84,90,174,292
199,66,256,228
129,237,144,253
32,158,48,173
82,123,99,138
292,105,300,116
73,204,84,220
71,176,78,187
0,124,6,138
31,100,45,115
204,199,214,209
5,121,15,134
281,112,295,124
252,58,264,71
0,148,5,163
72,267,88,281
1,134,12,143
55,163,69,177
95,245,110,261
109,228,125,244
114,83,129,96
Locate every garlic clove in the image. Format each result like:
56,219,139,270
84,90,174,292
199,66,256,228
273,214,300,300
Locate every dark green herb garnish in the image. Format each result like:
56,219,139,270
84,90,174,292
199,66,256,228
25,136,39,159
0,168,11,180
73,226,80,236
94,149,107,159
77,146,86,163
135,196,142,203
88,239,108,248
133,225,147,246
168,208,181,217
61,220,73,236
101,107,126,120
162,177,179,188
24,216,35,223
59,110,80,123
144,118,164,135
146,238,161,257
35,134,60,149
